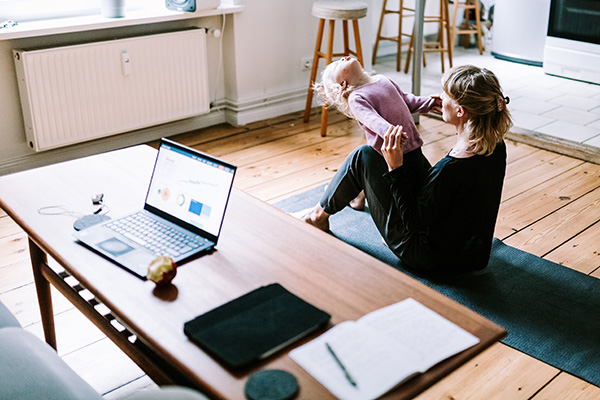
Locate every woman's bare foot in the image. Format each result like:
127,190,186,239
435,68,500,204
349,190,366,211
293,204,330,232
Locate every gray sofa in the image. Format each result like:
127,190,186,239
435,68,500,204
0,300,208,400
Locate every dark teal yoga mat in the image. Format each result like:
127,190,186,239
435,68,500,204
275,184,600,387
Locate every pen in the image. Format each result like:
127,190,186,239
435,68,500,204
325,342,358,388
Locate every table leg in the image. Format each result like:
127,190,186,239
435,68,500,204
28,237,57,350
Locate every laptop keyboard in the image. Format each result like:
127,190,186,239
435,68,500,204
106,212,206,258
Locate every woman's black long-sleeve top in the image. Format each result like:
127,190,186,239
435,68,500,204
385,141,507,272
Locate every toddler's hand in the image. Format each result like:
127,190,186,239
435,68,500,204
430,95,442,114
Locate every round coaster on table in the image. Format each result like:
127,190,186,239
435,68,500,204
73,214,111,231
244,369,299,400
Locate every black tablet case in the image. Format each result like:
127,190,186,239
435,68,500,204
183,283,331,369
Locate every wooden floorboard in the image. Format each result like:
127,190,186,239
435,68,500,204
505,186,600,256
495,163,600,239
0,111,599,399
414,343,560,400
545,223,600,275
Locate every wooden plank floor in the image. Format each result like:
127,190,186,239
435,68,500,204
1,110,599,399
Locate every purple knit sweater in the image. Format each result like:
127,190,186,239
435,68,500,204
348,75,436,154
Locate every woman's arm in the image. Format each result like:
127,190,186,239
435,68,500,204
381,126,449,235
381,126,424,232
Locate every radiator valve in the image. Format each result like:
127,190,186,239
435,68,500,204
205,27,221,38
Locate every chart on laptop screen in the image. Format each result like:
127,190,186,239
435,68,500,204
146,143,235,236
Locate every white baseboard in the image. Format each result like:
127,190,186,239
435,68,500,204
222,88,308,126
0,110,226,176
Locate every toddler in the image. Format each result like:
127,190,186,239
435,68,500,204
313,56,441,208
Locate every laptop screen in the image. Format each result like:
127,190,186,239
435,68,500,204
145,140,236,238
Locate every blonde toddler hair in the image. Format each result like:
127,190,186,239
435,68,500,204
312,61,369,119
442,65,513,156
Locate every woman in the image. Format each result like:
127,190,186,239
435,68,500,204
300,65,513,272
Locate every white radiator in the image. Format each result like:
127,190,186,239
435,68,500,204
13,29,210,152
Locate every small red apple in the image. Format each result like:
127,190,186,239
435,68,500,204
147,255,177,285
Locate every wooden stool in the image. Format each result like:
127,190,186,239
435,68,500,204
451,0,484,54
303,0,367,137
372,0,414,71
404,0,453,73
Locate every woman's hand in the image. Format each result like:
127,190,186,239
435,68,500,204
381,125,407,171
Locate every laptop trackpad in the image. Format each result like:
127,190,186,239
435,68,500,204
96,237,155,277
97,237,136,257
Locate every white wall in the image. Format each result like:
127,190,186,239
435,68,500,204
0,0,439,175
222,0,379,126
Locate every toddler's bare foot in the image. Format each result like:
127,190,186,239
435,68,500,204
349,191,366,211
292,204,330,232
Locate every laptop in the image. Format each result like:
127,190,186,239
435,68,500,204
74,138,237,279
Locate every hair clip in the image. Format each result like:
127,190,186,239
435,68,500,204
497,95,509,112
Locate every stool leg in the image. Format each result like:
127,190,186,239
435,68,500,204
444,0,453,68
437,17,444,73
352,19,364,66
325,20,335,72
451,0,459,54
320,104,329,137
372,0,388,66
473,0,483,54
403,30,414,73
320,19,336,137
437,0,445,73
304,19,325,123
396,0,404,71
342,20,350,57
462,3,469,48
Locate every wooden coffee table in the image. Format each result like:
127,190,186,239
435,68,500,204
0,144,505,400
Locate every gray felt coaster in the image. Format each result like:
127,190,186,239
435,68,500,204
73,214,110,231
244,369,299,400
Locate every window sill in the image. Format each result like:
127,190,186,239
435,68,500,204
0,4,243,41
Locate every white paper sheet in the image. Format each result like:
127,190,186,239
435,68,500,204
290,298,480,400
